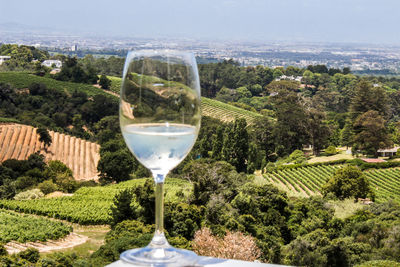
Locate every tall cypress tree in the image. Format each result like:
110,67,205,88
232,118,249,173
211,126,224,160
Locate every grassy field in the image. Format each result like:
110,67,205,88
307,148,355,163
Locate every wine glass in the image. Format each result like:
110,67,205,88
119,50,201,266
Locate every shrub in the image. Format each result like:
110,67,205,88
38,180,58,195
17,248,40,263
0,243,7,256
192,227,261,261
325,145,338,155
14,189,44,200
289,149,307,164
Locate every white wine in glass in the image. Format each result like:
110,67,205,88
119,50,201,266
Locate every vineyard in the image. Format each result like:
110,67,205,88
364,168,400,203
201,97,262,124
0,178,191,225
264,165,341,197
107,75,262,124
0,124,100,180
0,209,71,243
264,165,400,202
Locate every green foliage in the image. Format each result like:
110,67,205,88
18,248,40,263
289,149,307,164
0,244,7,256
37,180,58,195
37,127,52,149
99,74,111,89
322,165,375,200
222,118,249,172
91,220,153,264
183,160,247,205
353,110,392,156
0,209,71,243
13,189,44,200
325,145,338,156
98,150,136,183
109,189,135,227
165,202,204,240
54,57,98,84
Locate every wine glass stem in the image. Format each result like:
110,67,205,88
155,181,164,235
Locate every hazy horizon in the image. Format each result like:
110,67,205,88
1,0,400,45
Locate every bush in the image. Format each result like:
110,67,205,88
38,180,58,195
18,248,40,263
324,145,338,155
14,189,44,200
0,244,7,256
322,165,375,200
289,150,307,164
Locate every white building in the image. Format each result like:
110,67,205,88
42,60,62,68
0,56,11,65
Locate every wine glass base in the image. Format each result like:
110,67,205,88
120,246,199,266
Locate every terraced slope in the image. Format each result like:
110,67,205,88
0,124,100,180
264,165,400,203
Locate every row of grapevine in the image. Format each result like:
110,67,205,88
201,97,262,124
264,165,400,203
0,124,100,180
0,178,192,225
264,165,340,197
364,169,400,203
0,209,71,243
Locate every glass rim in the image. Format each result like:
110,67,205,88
125,49,195,61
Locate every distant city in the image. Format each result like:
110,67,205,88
1,28,400,74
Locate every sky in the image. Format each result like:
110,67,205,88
1,0,400,44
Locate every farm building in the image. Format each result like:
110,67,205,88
377,147,400,157
0,56,11,65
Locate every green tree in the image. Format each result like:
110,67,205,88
36,127,52,150
307,106,331,155
223,118,249,172
340,119,354,149
99,75,111,89
211,126,224,160
98,150,135,183
350,80,389,122
110,189,135,227
270,88,309,156
353,110,392,157
322,165,375,200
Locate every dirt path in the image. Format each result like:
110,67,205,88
5,233,88,254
